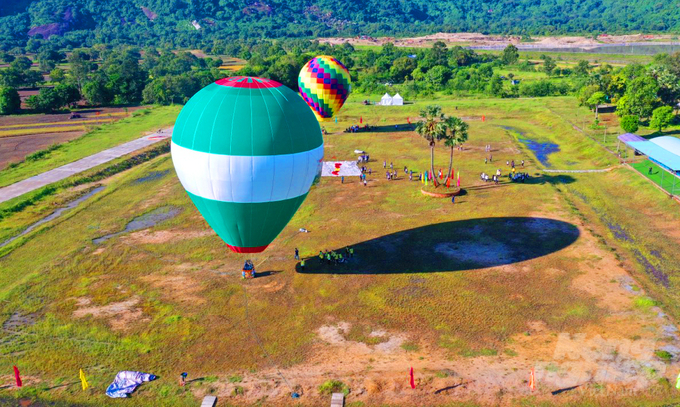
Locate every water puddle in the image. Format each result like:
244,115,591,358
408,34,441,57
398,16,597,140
133,170,170,184
499,125,560,167
517,138,560,167
93,206,182,244
0,186,105,248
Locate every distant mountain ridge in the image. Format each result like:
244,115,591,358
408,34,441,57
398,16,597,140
1,0,679,50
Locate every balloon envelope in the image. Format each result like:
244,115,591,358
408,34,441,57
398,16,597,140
298,56,351,120
171,76,324,253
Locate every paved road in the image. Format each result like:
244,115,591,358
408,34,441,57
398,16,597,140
0,128,173,204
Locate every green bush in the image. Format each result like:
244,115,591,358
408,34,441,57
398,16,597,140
318,379,349,395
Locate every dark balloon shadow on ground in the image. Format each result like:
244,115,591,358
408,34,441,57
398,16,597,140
370,123,416,133
296,217,579,275
254,271,282,278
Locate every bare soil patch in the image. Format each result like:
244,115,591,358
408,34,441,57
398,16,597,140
318,33,672,49
72,296,147,331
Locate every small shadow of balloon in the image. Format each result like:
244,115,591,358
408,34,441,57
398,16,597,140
255,271,282,278
295,217,579,275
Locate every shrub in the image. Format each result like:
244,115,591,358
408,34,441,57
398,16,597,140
318,380,349,395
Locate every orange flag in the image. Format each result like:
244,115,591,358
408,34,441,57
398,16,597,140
529,367,535,391
446,177,451,188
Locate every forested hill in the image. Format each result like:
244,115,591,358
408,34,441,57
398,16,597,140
1,0,680,50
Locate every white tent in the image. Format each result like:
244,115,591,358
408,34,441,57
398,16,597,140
380,93,393,106
392,93,403,106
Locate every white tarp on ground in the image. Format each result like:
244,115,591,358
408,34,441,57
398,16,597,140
392,93,404,105
380,93,393,106
321,161,361,176
105,371,156,398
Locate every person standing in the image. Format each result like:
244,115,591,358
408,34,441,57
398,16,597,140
363,179,367,187
521,160,525,167
451,195,455,204
295,248,299,260
369,168,372,175
383,160,386,168
341,176,344,184
300,259,305,272
390,162,393,170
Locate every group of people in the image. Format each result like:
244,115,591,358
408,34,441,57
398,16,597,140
510,172,530,182
357,154,370,163
345,125,372,133
480,172,500,184
317,247,354,266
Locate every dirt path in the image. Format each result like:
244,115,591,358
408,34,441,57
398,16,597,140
318,32,674,50
0,127,172,203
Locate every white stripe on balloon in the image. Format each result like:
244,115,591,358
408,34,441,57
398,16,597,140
171,141,324,204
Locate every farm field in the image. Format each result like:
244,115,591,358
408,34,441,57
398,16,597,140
0,107,149,170
0,95,679,406
0,105,181,185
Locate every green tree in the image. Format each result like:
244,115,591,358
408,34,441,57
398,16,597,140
487,74,504,97
0,86,20,114
620,115,639,133
574,60,591,76
586,91,607,119
82,79,111,106
649,106,674,132
618,76,659,119
54,83,81,108
67,50,94,92
37,49,64,73
541,55,556,76
11,56,32,71
443,116,469,184
501,44,519,65
0,51,15,63
425,65,450,89
415,105,447,187
26,88,62,112
49,68,65,83
390,56,417,82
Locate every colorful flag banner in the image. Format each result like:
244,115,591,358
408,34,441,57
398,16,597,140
409,367,416,389
529,367,535,392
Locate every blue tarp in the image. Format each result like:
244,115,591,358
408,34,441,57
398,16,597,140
627,141,680,172
106,371,156,398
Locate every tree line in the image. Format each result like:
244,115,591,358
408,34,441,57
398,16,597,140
1,0,680,52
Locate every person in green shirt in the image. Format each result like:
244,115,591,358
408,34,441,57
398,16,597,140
300,259,305,272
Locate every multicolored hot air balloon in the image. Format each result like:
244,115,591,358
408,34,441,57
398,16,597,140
171,76,324,253
298,56,351,120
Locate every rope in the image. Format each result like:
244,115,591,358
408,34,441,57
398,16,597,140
241,285,295,393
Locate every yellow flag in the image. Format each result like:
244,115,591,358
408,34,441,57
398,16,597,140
79,369,90,391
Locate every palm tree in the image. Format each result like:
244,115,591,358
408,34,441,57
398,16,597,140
443,116,469,185
415,105,447,187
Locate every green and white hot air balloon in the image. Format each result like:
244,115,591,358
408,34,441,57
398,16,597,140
171,76,324,253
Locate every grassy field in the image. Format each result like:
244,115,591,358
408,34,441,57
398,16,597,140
630,160,680,195
0,105,180,188
0,95,679,406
